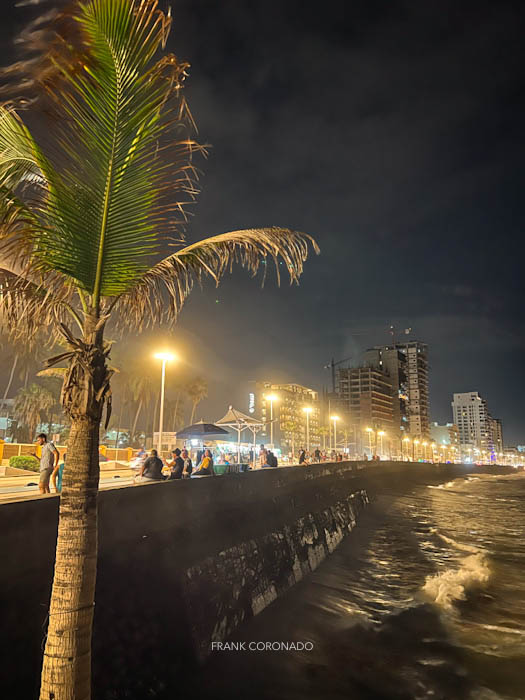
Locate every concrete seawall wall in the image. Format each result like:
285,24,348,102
0,460,511,698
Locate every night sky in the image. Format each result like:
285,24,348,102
2,1,525,442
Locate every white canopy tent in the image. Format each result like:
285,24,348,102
216,406,265,465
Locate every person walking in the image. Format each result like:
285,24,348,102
298,448,306,465
314,448,321,463
32,433,59,495
139,449,164,482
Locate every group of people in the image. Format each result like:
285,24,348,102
137,447,215,482
258,446,278,468
298,448,345,465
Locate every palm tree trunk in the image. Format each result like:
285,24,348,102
39,327,110,700
190,400,197,425
2,353,18,401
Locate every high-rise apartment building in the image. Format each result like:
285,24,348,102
452,392,491,450
363,346,409,436
365,341,429,437
489,416,504,455
430,422,460,447
335,366,394,454
254,382,320,450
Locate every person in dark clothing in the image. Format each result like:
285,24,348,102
140,449,164,481
167,448,184,480
314,448,321,463
298,449,306,465
181,449,193,478
267,450,278,468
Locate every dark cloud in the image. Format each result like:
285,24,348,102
1,0,524,441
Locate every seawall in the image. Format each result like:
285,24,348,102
0,460,513,698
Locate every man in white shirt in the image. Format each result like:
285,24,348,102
33,433,60,495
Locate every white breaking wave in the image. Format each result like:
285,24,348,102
421,532,490,610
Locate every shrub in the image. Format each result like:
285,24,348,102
9,455,40,472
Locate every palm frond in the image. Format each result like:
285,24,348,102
0,0,200,311
114,227,319,331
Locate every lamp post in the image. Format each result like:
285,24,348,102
366,427,374,458
431,442,436,463
154,352,175,456
422,441,428,461
331,415,339,452
266,394,278,448
303,406,313,453
413,439,419,461
378,430,386,459
402,436,410,461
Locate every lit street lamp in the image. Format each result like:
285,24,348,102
303,406,313,452
403,436,410,461
154,352,175,455
413,439,420,461
331,415,340,452
266,394,278,447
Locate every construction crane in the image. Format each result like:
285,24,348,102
323,356,353,394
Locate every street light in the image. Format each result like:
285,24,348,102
154,352,176,456
331,415,340,452
303,406,313,453
366,427,374,458
265,394,278,447
431,442,436,463
378,430,386,459
413,439,420,461
422,441,428,461
403,436,410,462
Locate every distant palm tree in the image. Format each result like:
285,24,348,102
0,2,317,697
188,377,208,424
319,426,329,450
129,372,157,441
13,383,55,441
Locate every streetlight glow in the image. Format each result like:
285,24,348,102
303,406,313,452
154,352,175,362
155,351,177,455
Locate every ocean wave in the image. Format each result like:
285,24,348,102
422,553,490,609
421,531,490,609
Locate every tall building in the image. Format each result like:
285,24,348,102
489,416,504,455
452,392,491,450
254,382,320,451
335,366,394,453
365,341,430,438
363,346,409,436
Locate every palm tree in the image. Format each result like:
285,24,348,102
13,383,55,441
0,2,317,698
129,371,157,441
319,426,329,451
187,377,208,424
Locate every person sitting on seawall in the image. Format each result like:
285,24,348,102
166,448,184,480
298,448,307,465
139,449,165,482
192,448,215,477
181,448,193,478
52,452,66,494
262,450,278,468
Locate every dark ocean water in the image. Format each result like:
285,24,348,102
193,471,525,700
